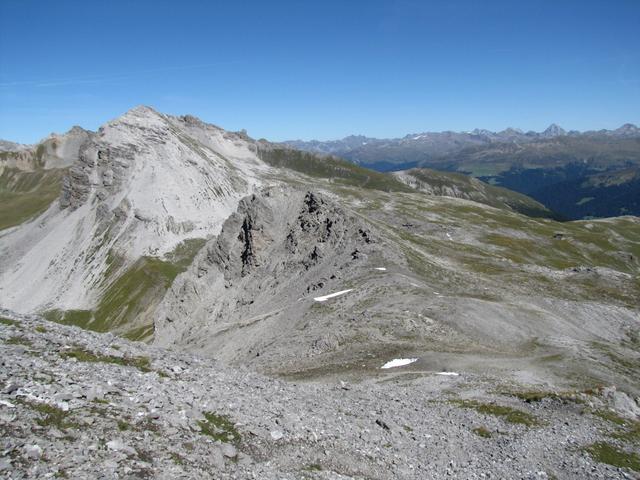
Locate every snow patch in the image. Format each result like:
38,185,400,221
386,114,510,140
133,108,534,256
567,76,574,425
313,289,353,302
381,358,418,369
374,267,386,271
435,372,459,376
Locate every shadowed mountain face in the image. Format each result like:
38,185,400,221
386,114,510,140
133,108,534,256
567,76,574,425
286,125,640,219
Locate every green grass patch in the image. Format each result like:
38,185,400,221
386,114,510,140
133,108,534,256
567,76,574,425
257,146,414,193
303,463,323,471
0,317,19,327
0,167,66,230
592,409,640,445
43,310,93,330
123,323,155,342
584,442,640,472
6,336,32,346
117,420,131,431
22,400,79,430
35,325,47,333
508,389,584,404
60,348,151,373
593,409,629,426
43,238,205,339
451,399,541,427
472,426,493,438
612,421,640,445
198,411,241,444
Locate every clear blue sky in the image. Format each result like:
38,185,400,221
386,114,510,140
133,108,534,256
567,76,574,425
1,0,639,143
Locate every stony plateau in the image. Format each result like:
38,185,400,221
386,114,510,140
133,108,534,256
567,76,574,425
0,107,639,478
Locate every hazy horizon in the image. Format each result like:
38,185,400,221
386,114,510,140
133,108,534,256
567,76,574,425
4,104,640,146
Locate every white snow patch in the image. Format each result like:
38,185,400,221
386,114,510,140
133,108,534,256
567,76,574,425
313,289,353,302
435,372,459,376
374,267,386,271
381,358,418,369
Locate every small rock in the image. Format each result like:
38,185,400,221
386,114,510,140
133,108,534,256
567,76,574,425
2,384,21,395
376,418,390,430
210,446,225,469
237,452,253,466
24,444,42,460
602,386,640,419
270,429,284,440
106,439,136,456
86,386,104,402
220,443,237,458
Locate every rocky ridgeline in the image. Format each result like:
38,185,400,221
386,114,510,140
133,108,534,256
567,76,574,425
2,310,639,479
153,188,395,369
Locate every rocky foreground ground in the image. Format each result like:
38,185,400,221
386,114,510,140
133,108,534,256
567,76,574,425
1,309,639,479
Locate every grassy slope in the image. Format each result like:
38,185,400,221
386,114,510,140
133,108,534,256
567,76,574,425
331,184,639,394
0,167,66,230
258,145,559,219
256,145,415,193
44,239,206,341
400,167,558,219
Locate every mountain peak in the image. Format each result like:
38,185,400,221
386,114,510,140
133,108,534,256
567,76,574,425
127,104,160,116
614,123,639,136
542,123,566,137
499,127,524,136
105,105,167,131
116,105,164,123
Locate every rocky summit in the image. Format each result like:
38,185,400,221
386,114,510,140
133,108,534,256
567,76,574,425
1,107,639,479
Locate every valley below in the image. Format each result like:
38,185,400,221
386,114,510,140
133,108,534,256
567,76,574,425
288,124,640,220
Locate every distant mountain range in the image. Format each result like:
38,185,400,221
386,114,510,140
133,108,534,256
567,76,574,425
285,124,640,219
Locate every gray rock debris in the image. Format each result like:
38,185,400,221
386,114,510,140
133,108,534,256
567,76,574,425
602,386,640,419
1,309,638,479
153,187,394,372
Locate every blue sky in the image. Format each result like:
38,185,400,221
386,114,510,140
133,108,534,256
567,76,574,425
1,0,639,143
